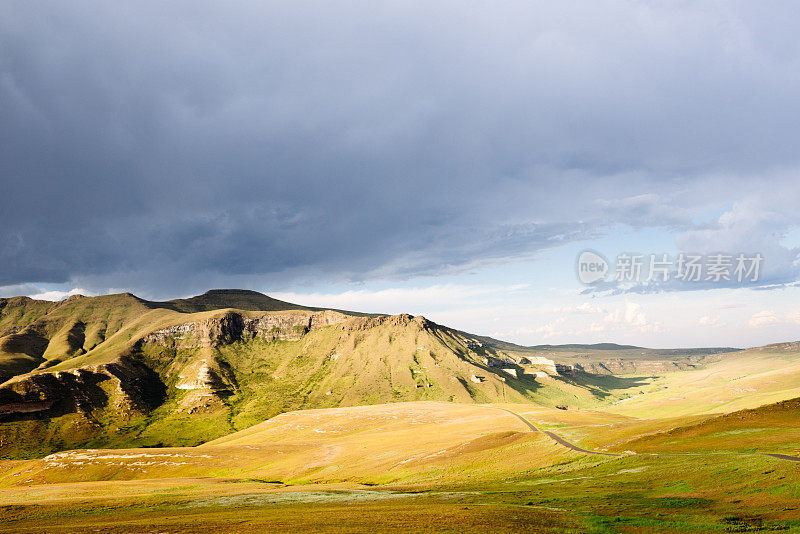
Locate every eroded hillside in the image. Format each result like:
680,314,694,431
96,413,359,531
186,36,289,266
0,290,617,457
0,290,789,460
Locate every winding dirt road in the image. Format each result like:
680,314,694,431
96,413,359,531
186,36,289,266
492,407,800,463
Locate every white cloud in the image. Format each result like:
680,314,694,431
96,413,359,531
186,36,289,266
28,288,94,301
535,317,567,339
0,285,95,301
272,284,528,315
675,194,800,287
0,284,42,298
748,309,800,328
596,300,662,334
698,315,726,327
749,310,780,327
552,302,605,314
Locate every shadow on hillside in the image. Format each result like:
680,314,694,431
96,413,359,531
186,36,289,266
503,374,544,398
0,371,112,424
565,372,655,400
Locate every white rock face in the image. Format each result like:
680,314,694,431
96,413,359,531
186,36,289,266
176,361,221,390
470,375,486,383
526,357,558,373
143,310,351,348
501,368,518,378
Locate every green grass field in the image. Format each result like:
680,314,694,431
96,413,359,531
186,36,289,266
0,401,798,533
2,291,800,532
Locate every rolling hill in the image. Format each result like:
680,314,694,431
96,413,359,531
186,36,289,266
0,401,798,533
0,290,796,461
0,290,799,532
0,290,635,458
604,395,800,454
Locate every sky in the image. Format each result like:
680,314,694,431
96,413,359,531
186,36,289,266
2,1,800,348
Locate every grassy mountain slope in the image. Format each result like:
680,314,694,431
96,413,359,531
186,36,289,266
603,396,800,455
1,292,798,532
471,333,738,362
1,290,798,462
604,342,800,418
0,293,157,382
0,291,643,458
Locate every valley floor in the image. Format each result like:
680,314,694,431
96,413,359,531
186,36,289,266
0,401,798,533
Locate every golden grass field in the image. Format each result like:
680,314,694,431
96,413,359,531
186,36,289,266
1,400,798,533
2,292,800,532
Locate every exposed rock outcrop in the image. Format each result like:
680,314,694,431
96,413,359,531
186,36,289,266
574,359,696,375
338,313,432,332
555,363,576,376
143,310,351,348
550,359,698,376
523,356,558,374
484,355,517,368
141,311,439,350
175,361,227,390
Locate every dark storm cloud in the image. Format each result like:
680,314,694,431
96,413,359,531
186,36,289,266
2,1,800,296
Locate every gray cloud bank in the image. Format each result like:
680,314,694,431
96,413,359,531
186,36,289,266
2,1,800,297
